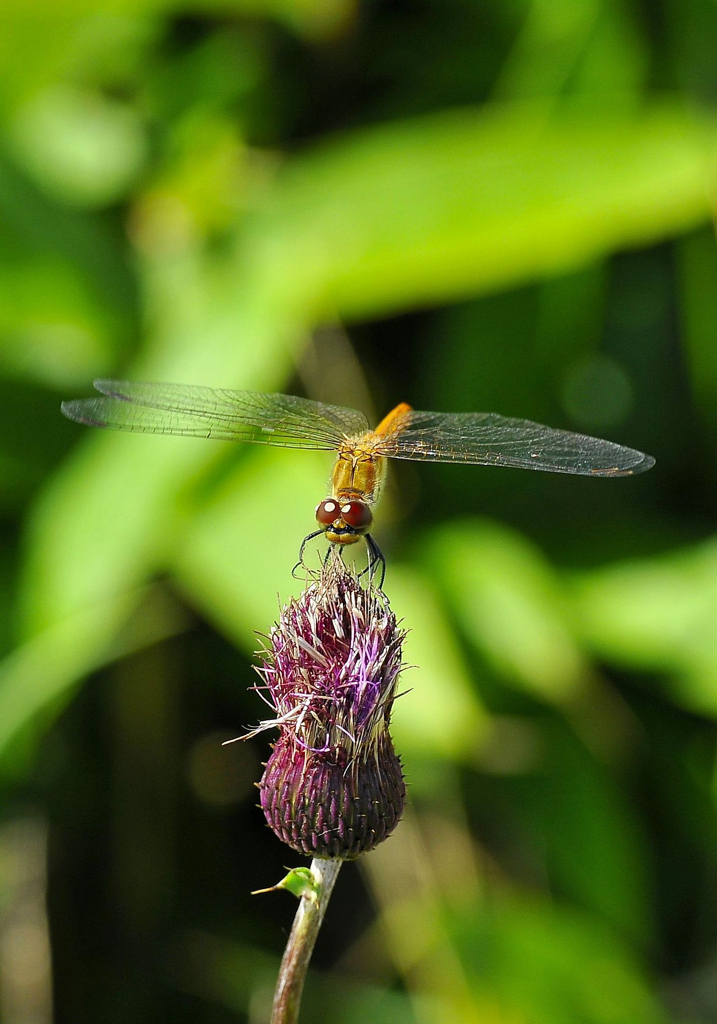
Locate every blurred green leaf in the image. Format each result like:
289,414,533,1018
185,0,355,38
570,2,647,97
0,2,352,48
149,115,256,235
424,519,589,704
0,258,110,385
256,102,717,319
494,0,603,100
0,583,185,766
0,153,138,358
173,445,331,647
9,86,147,208
496,0,647,105
516,722,651,944
678,228,717,424
454,897,668,1024
571,539,717,715
385,563,490,762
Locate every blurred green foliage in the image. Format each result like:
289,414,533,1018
1,1,717,1022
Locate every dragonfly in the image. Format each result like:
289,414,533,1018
62,380,655,584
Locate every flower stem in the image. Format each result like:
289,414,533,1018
271,857,342,1024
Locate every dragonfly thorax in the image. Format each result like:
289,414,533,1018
331,447,387,507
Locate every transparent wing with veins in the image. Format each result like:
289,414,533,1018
61,383,655,477
374,409,655,477
61,380,370,450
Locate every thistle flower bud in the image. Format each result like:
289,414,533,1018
253,560,406,860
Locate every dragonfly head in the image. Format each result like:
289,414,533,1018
315,498,373,543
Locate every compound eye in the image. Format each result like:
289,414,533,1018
316,499,340,526
340,500,373,530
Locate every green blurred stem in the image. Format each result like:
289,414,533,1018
271,858,342,1024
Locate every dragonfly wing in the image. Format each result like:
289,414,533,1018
61,380,370,450
377,410,655,476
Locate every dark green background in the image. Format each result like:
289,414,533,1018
1,1,716,1022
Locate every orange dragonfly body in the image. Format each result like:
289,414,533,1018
62,381,655,575
317,402,411,547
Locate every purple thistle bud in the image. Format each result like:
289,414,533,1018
253,559,406,860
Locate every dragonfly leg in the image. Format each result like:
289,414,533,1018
292,529,325,579
363,534,386,589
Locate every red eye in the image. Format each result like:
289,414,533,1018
316,499,340,526
340,501,373,530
